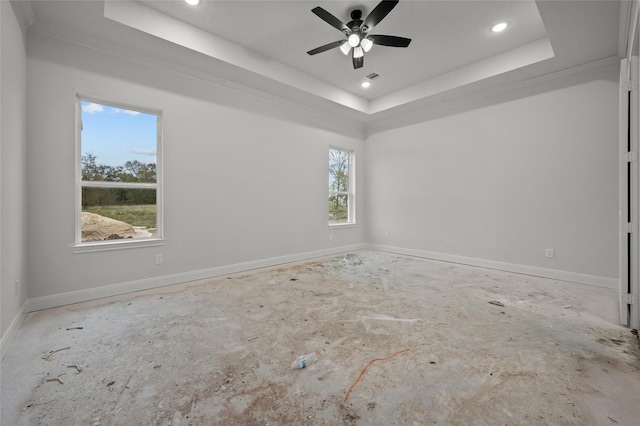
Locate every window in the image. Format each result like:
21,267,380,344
329,147,355,225
76,97,162,246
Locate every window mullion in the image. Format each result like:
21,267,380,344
81,181,157,189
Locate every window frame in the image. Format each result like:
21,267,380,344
72,95,164,253
328,146,356,227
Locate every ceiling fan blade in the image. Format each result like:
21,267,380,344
352,55,364,69
363,0,399,31
307,40,345,55
369,35,411,48
311,7,349,33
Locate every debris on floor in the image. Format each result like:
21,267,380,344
67,365,82,373
291,353,318,369
488,300,505,307
2,251,639,425
41,347,71,361
45,377,64,385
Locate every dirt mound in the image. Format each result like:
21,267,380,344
81,212,136,241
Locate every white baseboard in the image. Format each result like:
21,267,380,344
1,299,29,360
27,244,366,312
3,243,618,359
367,244,619,289
25,243,619,313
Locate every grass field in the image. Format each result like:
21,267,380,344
84,205,157,230
329,203,348,224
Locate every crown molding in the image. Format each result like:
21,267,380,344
365,55,620,137
24,1,624,139
619,0,639,59
17,0,35,28
103,0,370,114
28,18,366,139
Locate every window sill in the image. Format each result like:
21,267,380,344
70,238,166,254
328,222,357,229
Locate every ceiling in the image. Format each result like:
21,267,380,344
137,0,550,100
24,1,627,130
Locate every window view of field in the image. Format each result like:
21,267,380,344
81,158,157,242
82,186,157,242
80,101,159,242
329,149,351,224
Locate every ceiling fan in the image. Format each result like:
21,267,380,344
306,0,411,69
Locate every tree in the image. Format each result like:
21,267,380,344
123,160,156,183
329,149,350,219
329,149,349,193
81,153,100,181
81,154,157,206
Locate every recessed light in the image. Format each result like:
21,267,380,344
491,22,508,33
184,0,200,6
361,81,371,89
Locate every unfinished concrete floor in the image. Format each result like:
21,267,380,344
2,250,639,425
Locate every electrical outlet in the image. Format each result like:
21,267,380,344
156,254,163,265
545,249,555,258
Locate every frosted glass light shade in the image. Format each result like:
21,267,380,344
360,38,373,52
340,41,352,55
348,34,360,47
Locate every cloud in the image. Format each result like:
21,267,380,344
131,147,156,156
82,103,104,113
114,108,141,116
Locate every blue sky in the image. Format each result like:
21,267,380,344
81,101,157,167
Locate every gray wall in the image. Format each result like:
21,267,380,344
26,34,364,303
1,1,28,348
0,13,622,346
366,64,619,283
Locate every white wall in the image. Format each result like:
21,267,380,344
1,1,29,352
26,34,364,305
366,63,620,285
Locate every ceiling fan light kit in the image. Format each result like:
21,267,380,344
306,0,412,69
348,34,361,47
339,41,351,55
360,38,374,52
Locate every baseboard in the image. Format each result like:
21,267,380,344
5,243,618,358
1,299,29,360
366,244,619,289
27,244,366,312
26,243,618,313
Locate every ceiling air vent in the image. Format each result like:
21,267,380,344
365,72,381,80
